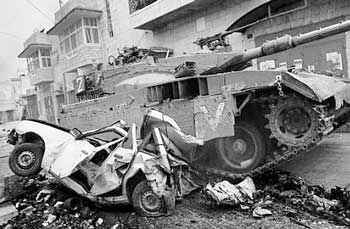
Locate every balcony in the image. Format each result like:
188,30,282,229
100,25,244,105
18,32,52,58
129,0,158,14
23,89,36,97
29,68,54,86
129,0,216,30
54,0,101,23
48,7,102,35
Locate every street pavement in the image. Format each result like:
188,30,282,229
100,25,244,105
282,133,350,189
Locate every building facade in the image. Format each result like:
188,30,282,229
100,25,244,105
0,75,31,123
18,31,61,123
18,0,350,126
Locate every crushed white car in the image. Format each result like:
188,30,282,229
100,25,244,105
7,110,202,216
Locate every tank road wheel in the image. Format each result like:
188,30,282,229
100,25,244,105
9,143,44,177
266,96,319,147
216,122,266,173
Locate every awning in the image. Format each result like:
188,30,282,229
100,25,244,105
18,44,52,58
227,0,304,32
47,8,102,35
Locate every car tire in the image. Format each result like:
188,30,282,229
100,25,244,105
8,143,44,177
132,180,165,217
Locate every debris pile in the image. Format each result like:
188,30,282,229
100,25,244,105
203,177,256,206
256,170,350,226
1,179,103,229
203,170,350,226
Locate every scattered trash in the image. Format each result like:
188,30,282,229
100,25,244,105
95,217,104,226
63,197,83,211
203,177,256,205
312,195,339,211
252,206,273,218
254,170,350,226
42,214,57,227
20,206,34,216
0,203,18,225
54,201,64,209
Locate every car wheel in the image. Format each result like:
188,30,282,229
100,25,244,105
216,121,266,173
9,143,44,177
132,180,165,217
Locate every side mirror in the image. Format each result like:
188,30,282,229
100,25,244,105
71,128,82,137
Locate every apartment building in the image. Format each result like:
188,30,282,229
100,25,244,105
18,31,61,123
18,0,350,124
0,75,31,122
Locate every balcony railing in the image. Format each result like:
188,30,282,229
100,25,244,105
77,88,105,102
129,0,158,14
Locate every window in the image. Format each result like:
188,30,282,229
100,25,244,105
40,49,52,68
59,18,100,57
27,50,40,73
59,19,84,57
84,18,99,44
27,49,51,73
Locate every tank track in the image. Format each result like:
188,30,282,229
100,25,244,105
197,95,334,182
200,146,309,181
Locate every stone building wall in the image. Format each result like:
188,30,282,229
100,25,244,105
245,0,350,77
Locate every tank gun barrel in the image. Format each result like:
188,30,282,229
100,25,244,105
201,20,350,75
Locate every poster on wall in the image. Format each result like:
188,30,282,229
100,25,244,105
259,60,276,70
278,62,288,70
307,65,315,72
326,52,343,71
294,59,303,70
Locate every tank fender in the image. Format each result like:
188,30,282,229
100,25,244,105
281,71,350,108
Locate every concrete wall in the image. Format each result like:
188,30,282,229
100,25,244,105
246,0,350,37
150,0,268,54
102,0,268,57
59,45,105,73
28,68,54,85
245,0,350,76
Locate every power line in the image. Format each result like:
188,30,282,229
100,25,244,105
24,0,54,23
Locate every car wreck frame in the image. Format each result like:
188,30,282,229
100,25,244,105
7,111,200,216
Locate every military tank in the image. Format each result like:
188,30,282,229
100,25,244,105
60,20,350,180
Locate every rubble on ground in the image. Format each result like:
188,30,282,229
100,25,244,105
0,176,102,229
203,177,256,206
203,170,350,226
2,169,350,228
